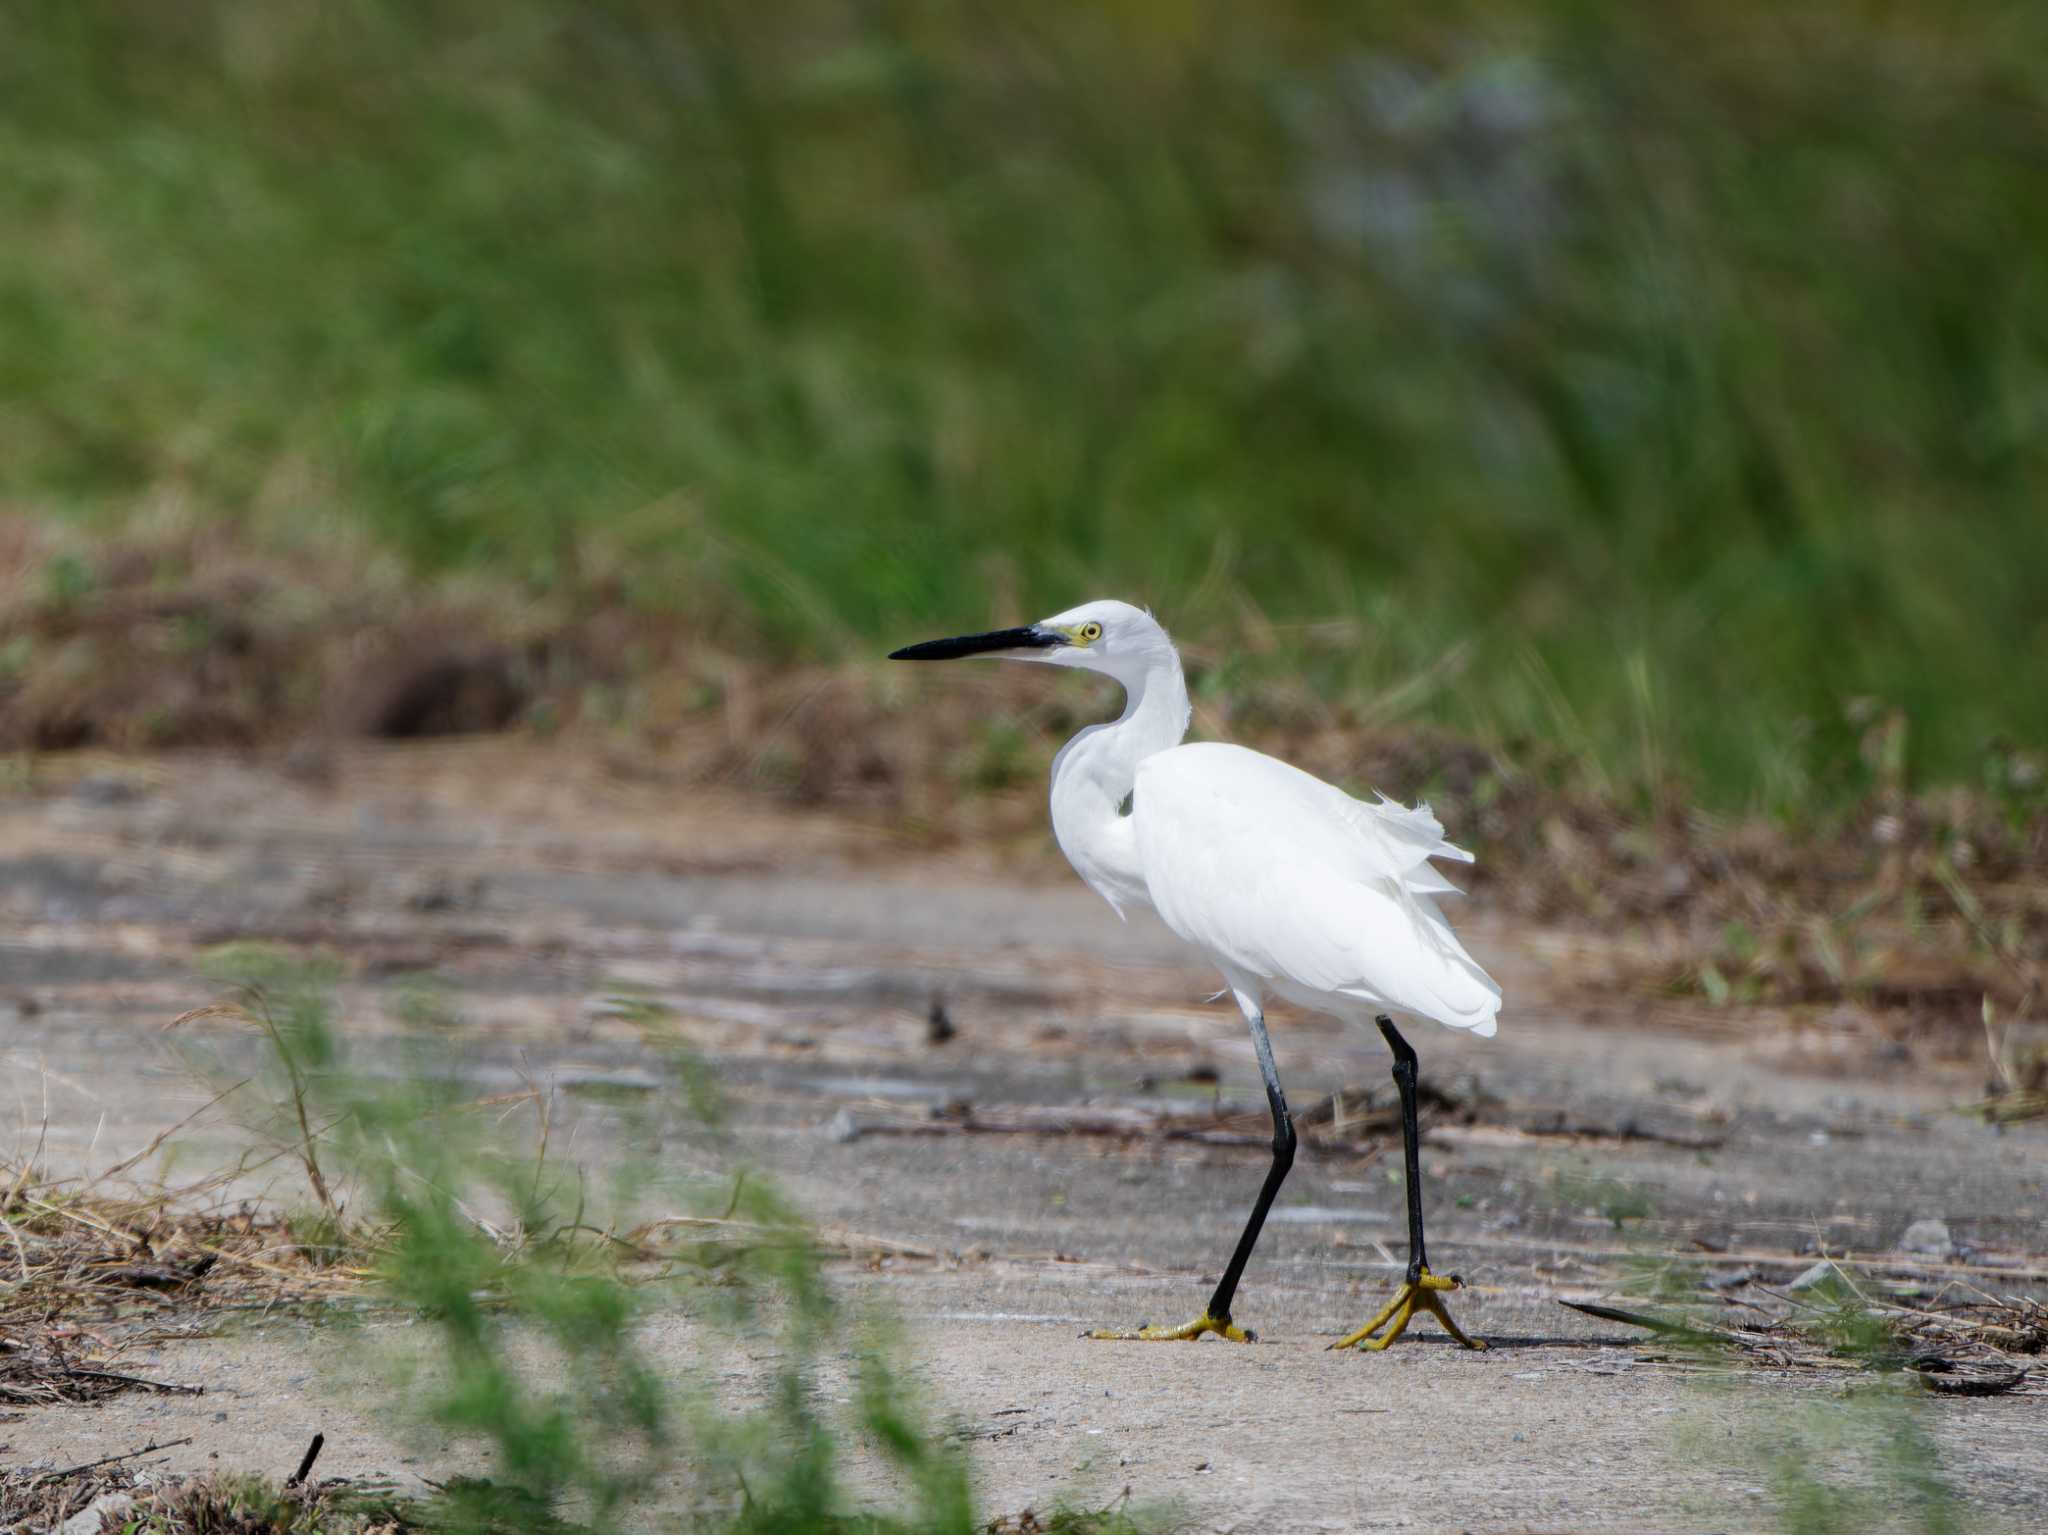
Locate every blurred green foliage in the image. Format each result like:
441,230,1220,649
191,944,1112,1534
4,1,2044,806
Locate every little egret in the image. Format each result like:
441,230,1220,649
890,600,1500,1349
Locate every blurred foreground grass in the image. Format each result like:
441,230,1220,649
3,0,2045,810
2,945,1186,1531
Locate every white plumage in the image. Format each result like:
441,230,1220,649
1002,599,1501,1042
891,596,1500,1347
1135,742,1501,1037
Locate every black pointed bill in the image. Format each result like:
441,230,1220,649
889,626,1066,661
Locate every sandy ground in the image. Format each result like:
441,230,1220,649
3,743,2045,1531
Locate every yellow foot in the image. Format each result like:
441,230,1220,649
1085,1312,1253,1343
1329,1267,1487,1352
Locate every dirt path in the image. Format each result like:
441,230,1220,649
3,744,2044,1531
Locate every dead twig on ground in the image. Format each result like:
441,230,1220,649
286,1432,326,1488
628,1214,940,1264
28,1435,196,1485
829,1098,1388,1159
1563,1280,2042,1396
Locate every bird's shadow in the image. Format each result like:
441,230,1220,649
1325,1332,1642,1351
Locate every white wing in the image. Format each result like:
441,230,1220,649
1133,743,1501,1036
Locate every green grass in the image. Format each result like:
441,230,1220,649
1677,1381,1964,1535
176,946,1185,1534
1554,1167,1659,1230
176,949,999,1535
4,1,2046,808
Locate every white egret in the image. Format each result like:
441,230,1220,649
890,600,1499,1349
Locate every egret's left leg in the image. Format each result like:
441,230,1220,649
1331,1016,1486,1352
1089,998,1292,1343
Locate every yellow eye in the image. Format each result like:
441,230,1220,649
1078,621,1103,642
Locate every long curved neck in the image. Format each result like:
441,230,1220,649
1048,645,1189,915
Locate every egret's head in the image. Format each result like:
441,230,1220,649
889,599,1171,680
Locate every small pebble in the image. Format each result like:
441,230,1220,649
58,1493,134,1535
1898,1218,1953,1257
1788,1260,1842,1292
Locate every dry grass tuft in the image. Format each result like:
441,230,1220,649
0,1461,409,1535
0,1156,365,1408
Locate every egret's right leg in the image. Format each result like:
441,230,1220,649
1088,996,1293,1343
1330,1015,1485,1351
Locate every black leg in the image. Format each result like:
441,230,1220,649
1085,997,1297,1342
1327,1018,1484,1350
1202,1075,1295,1330
1377,1014,1432,1284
